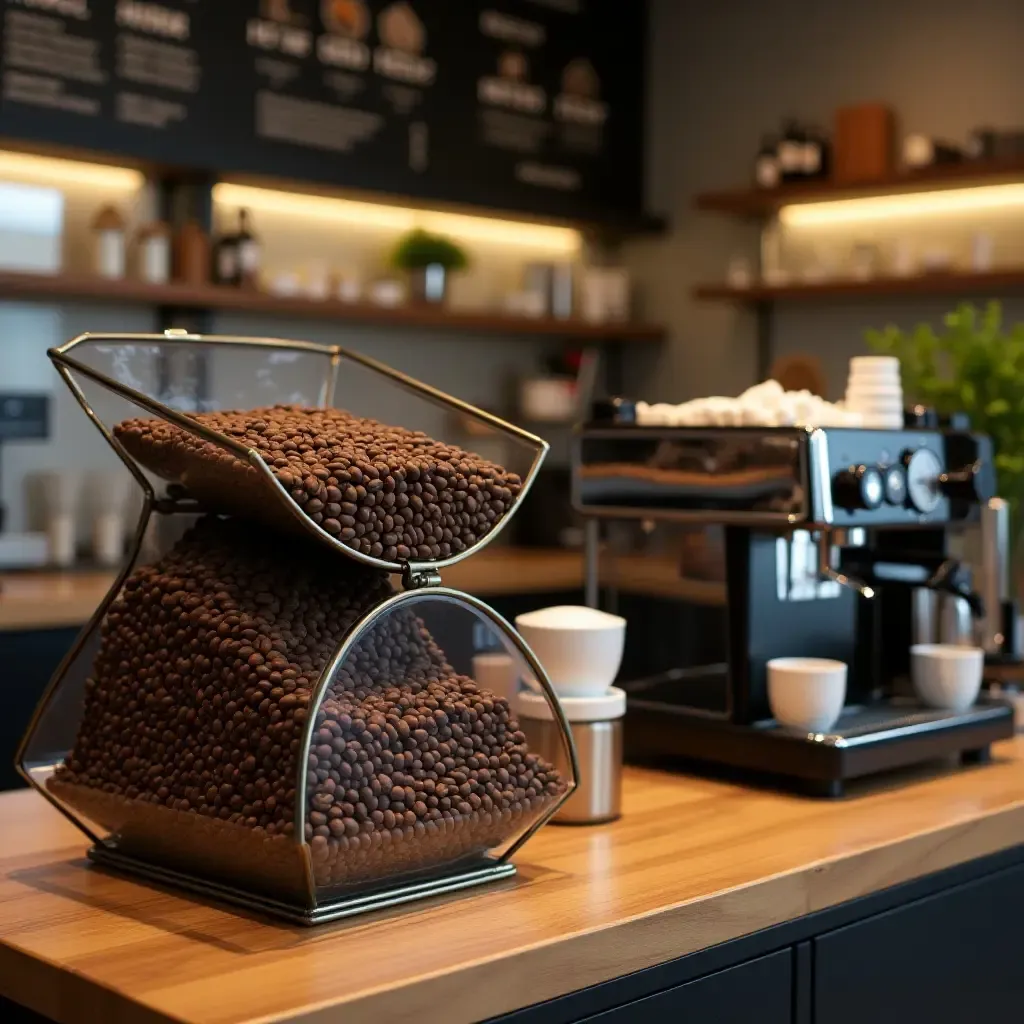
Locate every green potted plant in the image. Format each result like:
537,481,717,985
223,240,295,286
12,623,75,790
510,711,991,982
389,228,468,305
866,301,1024,559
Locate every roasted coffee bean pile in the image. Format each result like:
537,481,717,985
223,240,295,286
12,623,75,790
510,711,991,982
114,405,523,564
307,633,564,886
52,517,563,887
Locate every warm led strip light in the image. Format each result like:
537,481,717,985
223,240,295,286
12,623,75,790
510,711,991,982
0,150,142,189
213,182,581,253
780,183,1024,227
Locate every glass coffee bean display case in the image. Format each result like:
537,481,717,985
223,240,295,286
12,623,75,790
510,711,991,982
19,332,577,925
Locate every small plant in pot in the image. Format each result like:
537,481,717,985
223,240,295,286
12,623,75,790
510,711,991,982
390,229,468,305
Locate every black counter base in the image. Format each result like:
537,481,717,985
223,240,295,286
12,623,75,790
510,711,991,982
490,843,1024,1024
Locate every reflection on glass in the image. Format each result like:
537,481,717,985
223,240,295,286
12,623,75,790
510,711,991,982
577,427,805,517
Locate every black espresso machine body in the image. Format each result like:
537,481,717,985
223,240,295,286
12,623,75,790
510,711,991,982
573,422,1013,796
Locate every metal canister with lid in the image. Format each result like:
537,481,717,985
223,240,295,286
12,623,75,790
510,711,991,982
518,688,625,825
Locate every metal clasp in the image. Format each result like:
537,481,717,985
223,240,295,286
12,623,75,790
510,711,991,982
401,563,442,590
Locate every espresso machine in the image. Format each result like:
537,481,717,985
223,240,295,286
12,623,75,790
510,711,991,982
573,411,1015,795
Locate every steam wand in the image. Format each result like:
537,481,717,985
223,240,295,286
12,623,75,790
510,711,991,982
817,530,876,600
820,532,986,619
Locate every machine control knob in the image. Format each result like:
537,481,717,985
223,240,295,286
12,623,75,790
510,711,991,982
902,448,943,513
939,459,996,504
832,464,884,511
882,464,907,506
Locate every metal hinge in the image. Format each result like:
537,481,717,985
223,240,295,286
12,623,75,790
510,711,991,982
401,564,442,590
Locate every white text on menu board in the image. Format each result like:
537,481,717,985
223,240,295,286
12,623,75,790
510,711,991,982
246,17,312,59
115,1,189,40
9,0,89,17
554,94,607,126
478,77,545,115
318,34,369,71
373,48,435,86
247,20,378,75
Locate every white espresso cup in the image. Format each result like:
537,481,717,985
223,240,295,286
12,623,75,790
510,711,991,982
767,657,848,732
515,605,626,699
910,644,984,712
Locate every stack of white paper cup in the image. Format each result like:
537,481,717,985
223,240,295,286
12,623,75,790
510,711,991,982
845,356,904,429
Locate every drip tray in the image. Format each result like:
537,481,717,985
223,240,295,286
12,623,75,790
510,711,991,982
753,698,1010,745
624,681,1015,796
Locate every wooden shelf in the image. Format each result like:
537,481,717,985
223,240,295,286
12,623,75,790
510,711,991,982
0,271,665,343
695,158,1024,217
693,269,1024,303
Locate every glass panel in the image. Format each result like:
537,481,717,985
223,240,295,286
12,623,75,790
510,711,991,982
54,335,545,570
28,511,368,906
576,426,806,520
62,336,334,414
305,592,571,901
329,348,541,485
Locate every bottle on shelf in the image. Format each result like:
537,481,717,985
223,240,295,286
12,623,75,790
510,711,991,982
235,208,262,289
776,120,807,183
902,134,964,170
966,127,1024,162
802,125,831,180
92,206,127,280
213,226,239,287
173,219,211,286
754,135,780,189
966,127,996,161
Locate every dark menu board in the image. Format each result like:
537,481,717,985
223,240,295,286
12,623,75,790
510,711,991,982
0,1,647,222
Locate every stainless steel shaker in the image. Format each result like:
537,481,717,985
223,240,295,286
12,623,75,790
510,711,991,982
518,689,625,825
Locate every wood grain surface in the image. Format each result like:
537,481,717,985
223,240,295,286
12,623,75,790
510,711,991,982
693,268,1024,303
0,270,665,342
0,572,115,631
2,741,1024,1024
693,155,1024,216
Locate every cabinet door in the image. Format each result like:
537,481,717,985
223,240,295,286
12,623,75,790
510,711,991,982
578,949,792,1023
815,862,1024,1023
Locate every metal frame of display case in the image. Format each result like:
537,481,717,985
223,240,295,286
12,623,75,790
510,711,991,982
48,329,551,576
18,331,579,924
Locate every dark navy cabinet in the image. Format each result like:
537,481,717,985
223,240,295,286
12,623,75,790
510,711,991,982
493,848,1024,1023
814,862,1024,1023
577,950,792,1023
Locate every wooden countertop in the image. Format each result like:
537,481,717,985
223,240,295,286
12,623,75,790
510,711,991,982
0,572,115,631
0,552,723,631
2,741,1024,1024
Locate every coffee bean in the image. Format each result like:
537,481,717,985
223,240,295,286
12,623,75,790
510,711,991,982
50,515,564,890
113,405,524,563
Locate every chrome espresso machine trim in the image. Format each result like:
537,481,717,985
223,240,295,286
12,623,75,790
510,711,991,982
573,420,1013,796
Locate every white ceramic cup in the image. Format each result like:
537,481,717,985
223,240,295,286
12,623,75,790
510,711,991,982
515,605,626,698
910,644,984,712
850,356,899,372
767,657,848,732
849,367,900,380
846,384,903,398
848,370,901,387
